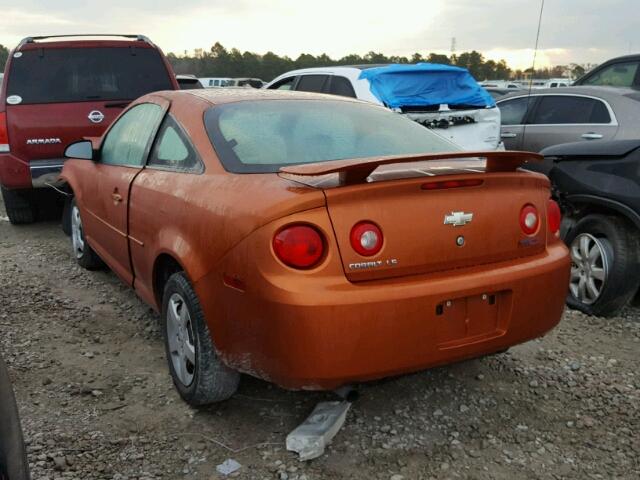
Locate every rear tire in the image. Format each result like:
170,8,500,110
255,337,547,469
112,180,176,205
162,272,240,406
1,187,36,225
69,198,103,270
565,214,640,317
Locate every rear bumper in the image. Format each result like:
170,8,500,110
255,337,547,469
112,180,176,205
0,154,64,189
197,242,570,390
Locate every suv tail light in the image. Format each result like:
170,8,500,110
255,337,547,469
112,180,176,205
273,225,324,269
350,221,383,256
547,199,561,236
0,112,9,153
519,204,539,235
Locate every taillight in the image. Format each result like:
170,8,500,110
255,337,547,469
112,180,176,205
350,221,383,256
519,204,539,235
547,199,561,236
273,225,324,269
0,112,9,153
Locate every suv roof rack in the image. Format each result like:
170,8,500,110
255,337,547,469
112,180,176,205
17,34,152,49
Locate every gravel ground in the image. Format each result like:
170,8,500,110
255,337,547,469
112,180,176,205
0,200,639,480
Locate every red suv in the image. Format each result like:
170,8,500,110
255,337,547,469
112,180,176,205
0,34,179,224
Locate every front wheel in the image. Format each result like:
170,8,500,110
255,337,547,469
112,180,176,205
69,198,103,270
162,272,240,405
565,214,640,317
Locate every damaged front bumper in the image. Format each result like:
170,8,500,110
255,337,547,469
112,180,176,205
402,106,501,151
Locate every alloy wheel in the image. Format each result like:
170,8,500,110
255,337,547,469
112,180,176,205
71,205,85,259
569,233,610,305
166,293,196,386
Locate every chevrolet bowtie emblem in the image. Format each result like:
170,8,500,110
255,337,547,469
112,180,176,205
444,211,473,227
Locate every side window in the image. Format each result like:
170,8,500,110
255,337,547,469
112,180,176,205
101,103,164,167
498,97,531,125
531,96,611,124
295,75,329,93
269,77,296,90
148,115,202,172
582,62,639,87
328,76,357,98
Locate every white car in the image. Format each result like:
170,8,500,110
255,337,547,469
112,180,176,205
199,77,234,88
264,65,501,150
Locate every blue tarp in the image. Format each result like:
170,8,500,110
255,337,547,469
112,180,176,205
359,63,496,109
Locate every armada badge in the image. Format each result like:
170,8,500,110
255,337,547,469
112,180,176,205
444,211,473,227
26,138,62,145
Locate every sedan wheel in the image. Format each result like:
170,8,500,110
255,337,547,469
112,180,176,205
569,233,609,305
68,198,103,270
71,204,85,259
162,272,240,405
166,293,196,387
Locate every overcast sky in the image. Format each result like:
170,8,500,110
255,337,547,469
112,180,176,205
0,0,636,69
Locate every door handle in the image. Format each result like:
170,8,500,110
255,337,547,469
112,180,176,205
111,191,123,203
501,132,518,138
581,133,603,140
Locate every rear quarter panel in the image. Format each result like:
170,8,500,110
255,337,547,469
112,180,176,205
128,96,325,309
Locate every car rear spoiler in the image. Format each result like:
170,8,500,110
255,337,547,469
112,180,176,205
280,150,542,186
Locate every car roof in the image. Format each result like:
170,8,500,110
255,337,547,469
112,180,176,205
156,87,365,106
497,85,639,102
15,35,156,51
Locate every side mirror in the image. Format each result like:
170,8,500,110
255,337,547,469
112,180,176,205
65,140,94,160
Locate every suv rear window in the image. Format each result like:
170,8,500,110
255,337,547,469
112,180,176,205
6,47,173,104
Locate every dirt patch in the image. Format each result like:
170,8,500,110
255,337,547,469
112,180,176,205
0,203,638,479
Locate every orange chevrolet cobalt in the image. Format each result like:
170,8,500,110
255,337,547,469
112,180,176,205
60,89,570,405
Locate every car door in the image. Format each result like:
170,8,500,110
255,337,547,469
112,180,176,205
268,76,298,90
497,96,536,150
82,100,168,284
326,75,357,98
521,95,618,152
128,113,204,307
294,75,330,93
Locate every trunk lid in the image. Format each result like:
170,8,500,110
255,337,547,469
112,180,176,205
6,102,123,161
325,171,548,282
280,151,549,282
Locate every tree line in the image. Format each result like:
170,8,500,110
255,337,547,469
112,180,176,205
0,41,588,82
167,43,515,81
0,44,9,73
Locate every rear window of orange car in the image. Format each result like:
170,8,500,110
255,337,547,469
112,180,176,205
204,100,459,173
6,47,173,104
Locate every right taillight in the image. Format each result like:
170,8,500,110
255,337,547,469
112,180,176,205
350,221,383,256
0,112,9,153
273,224,325,269
547,199,561,236
519,204,539,235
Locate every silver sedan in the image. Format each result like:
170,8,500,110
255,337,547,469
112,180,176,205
497,86,640,152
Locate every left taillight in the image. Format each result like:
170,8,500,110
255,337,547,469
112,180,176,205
547,199,561,236
0,112,9,153
273,224,325,269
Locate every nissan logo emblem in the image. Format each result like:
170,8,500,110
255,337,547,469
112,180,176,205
88,110,105,123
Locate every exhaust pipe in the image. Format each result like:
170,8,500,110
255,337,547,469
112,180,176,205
334,384,359,402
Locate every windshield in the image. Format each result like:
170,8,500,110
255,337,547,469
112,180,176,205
205,100,459,173
6,47,173,104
